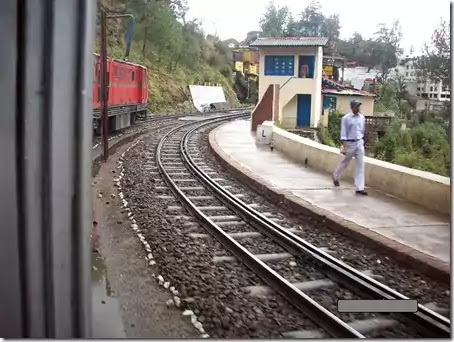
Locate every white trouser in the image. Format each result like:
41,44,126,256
333,140,365,191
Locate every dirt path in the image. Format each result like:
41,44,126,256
91,138,197,338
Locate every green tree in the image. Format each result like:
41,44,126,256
259,1,290,37
415,19,450,90
285,14,299,36
298,0,325,36
373,21,403,79
322,14,341,43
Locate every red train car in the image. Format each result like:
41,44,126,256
93,53,148,133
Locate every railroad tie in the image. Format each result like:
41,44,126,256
245,269,385,297
213,252,292,264
282,318,399,338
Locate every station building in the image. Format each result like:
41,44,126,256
250,37,375,131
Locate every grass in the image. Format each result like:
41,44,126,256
97,42,240,114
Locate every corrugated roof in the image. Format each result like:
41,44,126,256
250,37,328,47
322,88,375,97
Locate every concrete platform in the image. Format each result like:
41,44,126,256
209,119,450,279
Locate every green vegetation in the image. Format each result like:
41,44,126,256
373,120,450,176
98,0,239,113
259,0,402,79
317,111,341,147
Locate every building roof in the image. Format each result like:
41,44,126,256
322,88,375,97
250,37,328,47
322,76,374,97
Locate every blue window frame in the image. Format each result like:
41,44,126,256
264,56,294,76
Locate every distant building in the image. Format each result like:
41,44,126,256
390,58,450,110
232,47,259,78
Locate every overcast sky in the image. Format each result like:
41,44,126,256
186,0,450,56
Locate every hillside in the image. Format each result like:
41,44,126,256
97,0,240,114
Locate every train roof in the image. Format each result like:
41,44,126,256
93,53,147,70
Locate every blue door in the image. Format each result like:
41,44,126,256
297,94,311,127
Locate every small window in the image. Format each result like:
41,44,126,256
406,65,409,69
434,87,437,92
132,71,135,81
264,56,294,76
430,86,433,91
405,72,409,77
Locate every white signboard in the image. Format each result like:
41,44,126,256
343,67,380,90
189,85,227,112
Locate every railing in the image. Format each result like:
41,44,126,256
365,116,392,131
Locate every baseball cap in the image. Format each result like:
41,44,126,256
350,100,362,107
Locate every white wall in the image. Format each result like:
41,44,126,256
281,96,297,128
189,85,226,111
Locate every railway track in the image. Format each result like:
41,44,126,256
148,115,450,338
92,109,250,160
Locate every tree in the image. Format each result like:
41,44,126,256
259,2,290,37
170,0,189,24
298,0,325,37
321,14,340,43
285,14,299,37
373,21,403,79
416,19,450,90
395,75,409,117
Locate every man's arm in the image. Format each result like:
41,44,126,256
361,115,366,138
340,115,348,151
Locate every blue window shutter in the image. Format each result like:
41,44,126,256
264,55,294,76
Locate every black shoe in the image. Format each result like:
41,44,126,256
333,178,340,187
355,190,368,196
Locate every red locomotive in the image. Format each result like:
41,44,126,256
93,53,148,133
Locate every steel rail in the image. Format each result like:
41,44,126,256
156,116,365,338
180,119,451,337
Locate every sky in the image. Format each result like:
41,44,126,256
186,0,450,56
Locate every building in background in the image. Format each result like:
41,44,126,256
232,47,259,79
389,58,450,111
250,36,327,129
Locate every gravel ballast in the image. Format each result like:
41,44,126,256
116,119,449,338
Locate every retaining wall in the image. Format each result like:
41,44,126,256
273,126,451,215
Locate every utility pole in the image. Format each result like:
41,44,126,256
100,11,108,162
99,12,134,162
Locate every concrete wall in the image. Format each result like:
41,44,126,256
281,96,297,128
272,126,450,215
251,84,274,131
334,95,374,116
258,46,323,128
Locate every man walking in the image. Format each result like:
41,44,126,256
332,100,368,195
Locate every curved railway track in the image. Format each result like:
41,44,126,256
152,114,450,338
92,109,250,158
